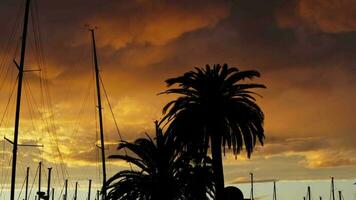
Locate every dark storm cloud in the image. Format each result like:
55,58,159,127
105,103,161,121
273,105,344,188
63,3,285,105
0,0,356,178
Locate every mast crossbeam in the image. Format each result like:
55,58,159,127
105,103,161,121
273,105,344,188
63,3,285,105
4,137,44,147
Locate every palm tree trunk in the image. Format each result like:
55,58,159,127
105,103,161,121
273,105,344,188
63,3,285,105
211,134,224,200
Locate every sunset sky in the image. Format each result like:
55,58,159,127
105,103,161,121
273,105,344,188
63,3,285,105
0,0,356,191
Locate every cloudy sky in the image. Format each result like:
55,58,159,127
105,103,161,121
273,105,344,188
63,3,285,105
0,0,356,190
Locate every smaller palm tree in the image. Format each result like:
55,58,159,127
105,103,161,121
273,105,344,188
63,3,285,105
106,122,214,200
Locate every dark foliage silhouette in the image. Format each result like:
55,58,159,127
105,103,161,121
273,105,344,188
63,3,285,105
106,122,214,200
160,64,266,200
179,153,215,200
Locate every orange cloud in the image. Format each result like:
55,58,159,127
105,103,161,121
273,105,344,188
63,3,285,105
85,0,230,48
276,0,356,33
300,150,356,168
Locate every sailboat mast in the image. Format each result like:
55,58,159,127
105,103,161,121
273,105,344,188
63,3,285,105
64,179,68,200
273,181,277,200
90,29,107,199
38,162,42,197
10,0,31,199
88,179,92,200
250,173,254,200
331,177,335,200
307,186,311,200
47,167,52,200
25,167,30,200
74,182,78,200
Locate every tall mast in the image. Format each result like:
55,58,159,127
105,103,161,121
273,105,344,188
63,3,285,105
90,29,107,199
10,0,31,199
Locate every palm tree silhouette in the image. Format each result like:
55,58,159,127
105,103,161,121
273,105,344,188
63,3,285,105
160,64,266,200
106,122,214,200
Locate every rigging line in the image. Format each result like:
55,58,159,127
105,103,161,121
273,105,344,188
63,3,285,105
0,149,11,198
0,0,23,77
38,72,66,183
28,163,39,199
30,2,39,64
28,62,67,182
71,78,94,139
30,0,45,70
0,139,5,197
24,80,40,136
56,181,65,200
99,75,133,170
23,80,48,174
0,156,12,198
29,85,59,188
30,0,40,68
53,30,91,119
41,85,67,182
24,79,47,151
0,38,21,93
0,76,19,128
32,0,45,67
26,77,65,187
42,163,48,183
24,78,54,168
16,171,27,200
